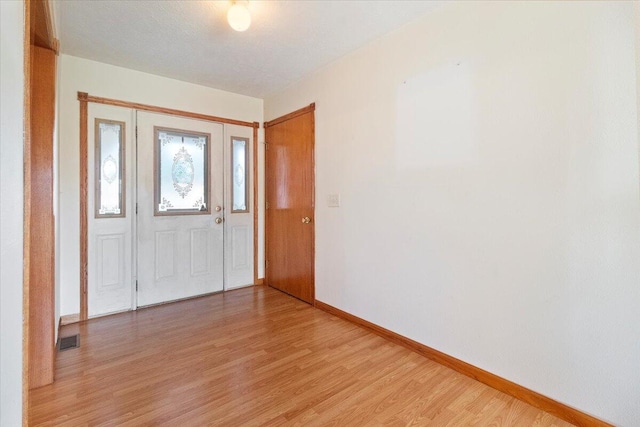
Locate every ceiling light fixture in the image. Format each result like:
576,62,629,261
227,1,251,32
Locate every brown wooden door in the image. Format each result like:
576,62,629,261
265,104,315,304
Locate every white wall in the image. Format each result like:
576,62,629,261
58,55,264,316
0,1,25,425
265,1,640,425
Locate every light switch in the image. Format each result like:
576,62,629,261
327,193,340,207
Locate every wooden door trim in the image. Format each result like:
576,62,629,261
252,124,260,285
264,103,316,303
81,93,258,128
78,92,260,320
23,0,32,423
79,93,89,320
28,46,57,390
263,103,315,129
30,0,58,54
25,0,58,421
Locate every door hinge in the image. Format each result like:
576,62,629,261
266,260,268,269
136,203,138,214
135,126,138,138
264,141,268,150
135,280,138,291
266,201,269,210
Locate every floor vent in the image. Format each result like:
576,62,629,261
58,334,80,351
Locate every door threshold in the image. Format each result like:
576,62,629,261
137,286,255,310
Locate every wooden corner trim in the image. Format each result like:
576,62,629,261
314,300,612,427
254,278,264,285
264,103,315,129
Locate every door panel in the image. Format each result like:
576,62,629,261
265,106,315,303
96,234,125,289
191,228,212,276
88,104,135,317
137,111,224,306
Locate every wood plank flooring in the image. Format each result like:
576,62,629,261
30,287,574,426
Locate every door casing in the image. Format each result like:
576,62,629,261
264,103,316,304
78,93,260,319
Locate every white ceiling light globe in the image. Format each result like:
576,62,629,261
227,3,251,32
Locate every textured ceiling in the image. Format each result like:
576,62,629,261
57,0,442,98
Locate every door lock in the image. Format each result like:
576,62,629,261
302,217,311,224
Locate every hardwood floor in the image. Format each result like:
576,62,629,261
30,287,573,426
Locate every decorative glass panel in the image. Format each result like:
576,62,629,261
155,128,209,215
95,119,125,217
231,137,249,213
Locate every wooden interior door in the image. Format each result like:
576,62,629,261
265,104,315,304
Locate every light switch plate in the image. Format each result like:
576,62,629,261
327,194,340,207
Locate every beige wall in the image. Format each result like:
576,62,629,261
265,1,640,424
0,1,25,424
57,55,264,316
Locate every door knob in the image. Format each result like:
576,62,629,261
302,217,311,224
215,217,224,224
215,206,222,212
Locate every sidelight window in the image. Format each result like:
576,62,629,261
231,137,249,213
95,119,125,217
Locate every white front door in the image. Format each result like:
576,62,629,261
87,104,135,317
136,111,225,307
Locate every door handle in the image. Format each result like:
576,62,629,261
302,217,311,224
215,217,224,224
